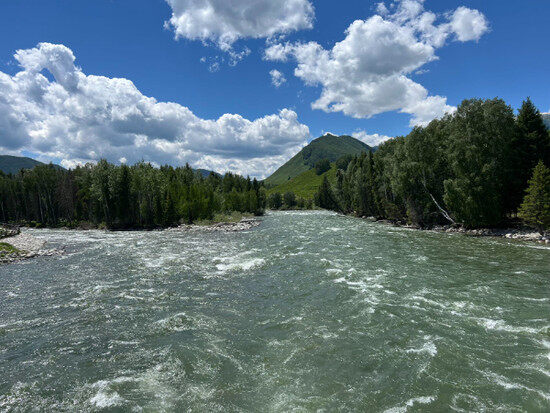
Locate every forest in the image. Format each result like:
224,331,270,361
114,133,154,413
0,161,266,229
315,98,550,232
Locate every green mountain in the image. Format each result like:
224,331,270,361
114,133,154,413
267,164,338,199
0,155,62,175
542,113,550,129
264,134,372,186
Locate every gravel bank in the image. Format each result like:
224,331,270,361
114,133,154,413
0,233,62,264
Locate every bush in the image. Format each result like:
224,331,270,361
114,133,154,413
283,191,297,208
314,159,331,175
268,192,283,209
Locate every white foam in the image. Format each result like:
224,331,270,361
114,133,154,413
484,371,550,401
406,339,437,357
89,391,124,408
216,257,265,273
384,395,436,412
476,318,545,334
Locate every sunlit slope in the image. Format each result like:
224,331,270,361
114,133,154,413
264,134,371,186
266,165,338,199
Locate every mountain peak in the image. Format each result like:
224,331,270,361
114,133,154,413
264,134,371,186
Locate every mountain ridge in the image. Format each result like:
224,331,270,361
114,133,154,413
0,155,64,175
264,134,372,186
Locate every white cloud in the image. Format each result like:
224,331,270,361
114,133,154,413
264,0,488,126
164,0,314,51
270,69,286,87
352,131,392,147
449,7,489,42
0,43,310,178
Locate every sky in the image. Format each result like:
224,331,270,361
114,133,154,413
0,0,549,178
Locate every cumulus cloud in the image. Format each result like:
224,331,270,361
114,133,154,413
352,131,393,147
270,69,286,87
449,7,489,42
165,0,314,51
264,0,489,126
0,43,310,178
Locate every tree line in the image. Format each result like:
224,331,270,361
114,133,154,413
315,98,550,232
0,161,266,229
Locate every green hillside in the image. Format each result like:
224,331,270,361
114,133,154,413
0,155,49,174
267,165,338,199
264,134,371,186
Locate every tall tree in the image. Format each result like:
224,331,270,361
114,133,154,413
315,176,339,211
509,98,550,212
518,161,550,235
444,99,516,228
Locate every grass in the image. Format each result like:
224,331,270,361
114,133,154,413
267,165,338,200
195,211,254,226
0,242,20,257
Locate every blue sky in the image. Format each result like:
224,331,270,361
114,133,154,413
0,0,549,177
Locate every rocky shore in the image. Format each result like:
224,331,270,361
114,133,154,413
431,225,548,243
170,218,261,233
0,232,62,264
366,217,549,244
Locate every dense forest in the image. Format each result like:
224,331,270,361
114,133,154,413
315,98,550,232
0,161,266,229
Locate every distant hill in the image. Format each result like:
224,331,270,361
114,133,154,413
196,168,219,178
542,113,550,130
0,155,219,177
264,134,371,186
0,155,63,175
267,164,338,200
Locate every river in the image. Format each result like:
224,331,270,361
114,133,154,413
1,211,549,411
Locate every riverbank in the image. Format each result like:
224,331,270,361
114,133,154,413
0,233,62,264
364,217,549,244
0,215,261,264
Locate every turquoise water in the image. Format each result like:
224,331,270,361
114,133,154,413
0,211,549,411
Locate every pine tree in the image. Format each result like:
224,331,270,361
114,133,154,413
510,98,550,212
518,161,550,235
315,176,338,211
517,98,550,167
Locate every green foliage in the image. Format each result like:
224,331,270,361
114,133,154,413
0,160,265,228
518,161,550,234
264,134,371,186
268,192,283,209
314,159,331,175
335,154,353,171
316,97,547,229
266,165,337,200
283,191,297,208
0,242,20,258
315,176,339,211
443,99,516,227
509,98,550,211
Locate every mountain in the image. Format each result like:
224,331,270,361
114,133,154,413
264,134,372,186
542,113,550,130
0,155,219,177
196,168,219,178
0,155,63,175
267,164,338,199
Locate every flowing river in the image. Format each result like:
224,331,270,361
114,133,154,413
1,211,549,411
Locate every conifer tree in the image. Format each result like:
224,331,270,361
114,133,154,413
518,161,550,235
509,98,550,211
517,98,550,167
315,176,338,211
